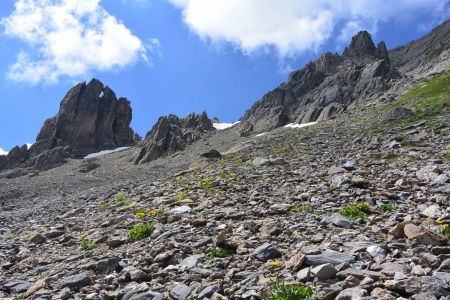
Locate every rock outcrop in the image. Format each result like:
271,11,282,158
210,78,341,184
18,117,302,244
0,79,135,172
134,112,215,164
238,31,398,136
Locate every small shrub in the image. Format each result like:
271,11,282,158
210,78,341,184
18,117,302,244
127,222,156,242
80,241,96,250
205,248,230,260
379,203,395,213
339,202,370,221
291,204,310,213
265,276,313,300
116,193,132,207
150,205,165,218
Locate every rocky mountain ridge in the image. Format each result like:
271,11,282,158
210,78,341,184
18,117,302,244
238,19,450,136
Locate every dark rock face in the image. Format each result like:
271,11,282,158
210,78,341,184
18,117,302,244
389,19,450,75
135,112,215,164
0,79,135,173
30,79,134,157
239,31,398,136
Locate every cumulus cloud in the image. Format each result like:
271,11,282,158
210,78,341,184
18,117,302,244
1,0,155,84
168,0,450,57
0,148,8,156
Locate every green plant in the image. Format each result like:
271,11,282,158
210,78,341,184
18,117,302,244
387,73,450,123
339,202,370,221
265,276,313,300
271,146,292,157
205,248,230,260
116,193,132,207
379,203,395,213
291,204,310,213
175,189,189,201
134,208,147,219
199,177,214,193
150,205,165,218
80,241,96,250
127,222,156,242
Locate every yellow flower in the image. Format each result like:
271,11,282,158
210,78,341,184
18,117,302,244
270,261,280,267
443,224,449,229
436,220,444,225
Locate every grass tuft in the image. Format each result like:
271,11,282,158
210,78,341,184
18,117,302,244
127,222,156,243
339,202,370,221
205,247,230,260
80,241,96,250
265,276,314,300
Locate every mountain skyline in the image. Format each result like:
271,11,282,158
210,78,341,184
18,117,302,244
0,0,449,153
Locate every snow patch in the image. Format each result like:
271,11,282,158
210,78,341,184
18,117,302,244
256,132,268,137
84,147,130,159
213,121,239,130
26,143,33,149
0,147,8,156
284,122,317,129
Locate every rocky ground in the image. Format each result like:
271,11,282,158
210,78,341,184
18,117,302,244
0,73,449,299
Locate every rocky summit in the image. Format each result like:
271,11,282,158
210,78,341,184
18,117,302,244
0,20,450,300
0,79,135,173
135,112,215,165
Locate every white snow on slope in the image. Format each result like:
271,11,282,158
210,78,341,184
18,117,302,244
0,148,8,156
284,122,317,129
213,121,240,130
255,132,268,137
84,147,130,159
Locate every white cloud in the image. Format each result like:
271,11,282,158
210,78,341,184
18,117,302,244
1,0,155,84
168,0,450,57
0,148,8,156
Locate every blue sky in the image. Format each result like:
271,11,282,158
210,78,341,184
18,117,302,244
0,0,449,154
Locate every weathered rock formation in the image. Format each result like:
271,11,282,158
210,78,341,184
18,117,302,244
238,31,399,136
0,79,135,172
135,112,215,164
239,19,450,136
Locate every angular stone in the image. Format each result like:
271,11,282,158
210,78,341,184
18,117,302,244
335,287,369,300
286,252,305,271
2,280,31,294
404,224,447,246
305,250,355,266
311,263,337,280
252,243,282,262
59,273,91,290
321,213,353,228
29,232,46,244
384,276,449,297
180,254,204,269
170,283,192,300
420,204,442,219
